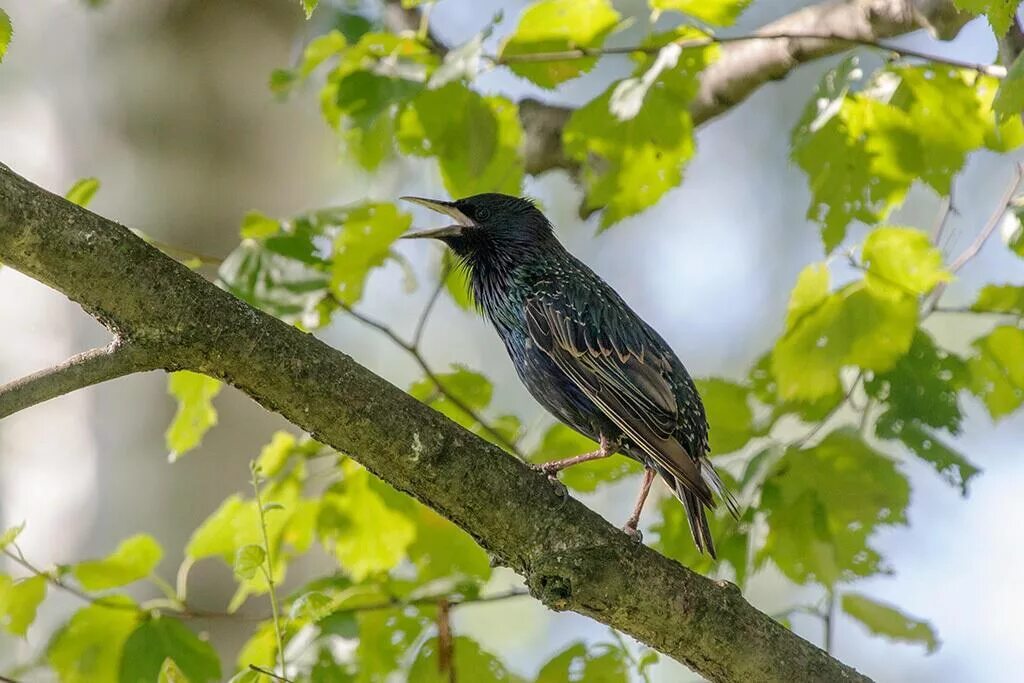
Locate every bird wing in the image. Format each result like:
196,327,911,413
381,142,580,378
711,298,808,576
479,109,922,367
524,294,713,506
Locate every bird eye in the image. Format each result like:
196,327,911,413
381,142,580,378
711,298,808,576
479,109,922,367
476,207,491,222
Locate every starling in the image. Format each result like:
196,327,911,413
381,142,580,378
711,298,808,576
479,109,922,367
401,193,737,557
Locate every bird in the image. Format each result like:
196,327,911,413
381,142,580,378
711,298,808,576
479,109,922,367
400,193,738,557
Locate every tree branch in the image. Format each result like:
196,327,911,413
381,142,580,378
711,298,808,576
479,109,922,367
0,162,869,682
0,340,154,419
517,0,972,176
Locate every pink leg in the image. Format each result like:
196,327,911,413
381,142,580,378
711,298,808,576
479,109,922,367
622,467,656,538
537,435,612,475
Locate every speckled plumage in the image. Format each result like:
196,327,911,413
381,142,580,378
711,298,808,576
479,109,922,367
405,193,736,556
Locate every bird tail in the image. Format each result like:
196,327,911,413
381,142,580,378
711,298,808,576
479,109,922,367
677,483,717,559
702,462,740,520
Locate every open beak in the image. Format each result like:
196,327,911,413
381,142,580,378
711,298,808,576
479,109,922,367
400,196,474,239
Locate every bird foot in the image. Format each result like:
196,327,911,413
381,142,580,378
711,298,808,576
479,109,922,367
530,463,568,499
621,523,643,543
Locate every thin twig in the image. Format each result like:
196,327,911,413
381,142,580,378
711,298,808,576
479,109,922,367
251,465,287,678
0,339,154,419
490,32,1006,77
824,591,836,654
2,547,142,614
437,597,456,683
413,266,449,348
248,664,294,683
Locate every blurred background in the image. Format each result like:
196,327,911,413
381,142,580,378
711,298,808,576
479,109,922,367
1,1,1022,681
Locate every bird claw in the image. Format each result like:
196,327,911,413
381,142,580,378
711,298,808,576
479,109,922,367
622,524,643,543
531,463,568,500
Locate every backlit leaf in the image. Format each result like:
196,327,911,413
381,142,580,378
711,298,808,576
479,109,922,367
233,545,266,581
875,412,979,495
48,598,139,683
994,52,1024,121
535,641,629,683
953,0,1018,36
966,325,1024,419
972,284,1024,316
330,202,411,306
73,534,163,591
0,10,11,63
760,429,909,586
842,592,939,652
166,371,222,461
649,0,752,26
861,227,950,299
0,574,46,637
409,636,516,682
66,178,101,208
500,0,620,88
302,0,318,19
0,522,24,551
120,618,222,683
356,608,430,681
696,378,753,454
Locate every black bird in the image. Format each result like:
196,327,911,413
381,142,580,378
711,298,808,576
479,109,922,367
401,193,737,557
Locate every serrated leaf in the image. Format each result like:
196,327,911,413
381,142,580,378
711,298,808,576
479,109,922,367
165,371,222,460
972,284,1024,316
48,598,139,683
875,411,979,495
760,429,909,586
772,281,917,401
530,423,642,492
864,330,967,433
649,0,752,26
0,574,47,637
66,178,101,208
319,461,415,581
330,203,411,306
500,0,620,88
536,641,629,683
564,31,714,227
696,378,753,454
120,618,222,683
398,84,524,196
953,0,1017,37
994,51,1024,121
0,522,25,551
862,227,950,298
966,325,1024,419
408,636,515,682
233,545,266,581
73,534,163,591
0,10,11,63
842,592,939,652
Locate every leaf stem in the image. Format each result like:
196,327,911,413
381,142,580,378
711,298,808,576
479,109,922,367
251,465,287,678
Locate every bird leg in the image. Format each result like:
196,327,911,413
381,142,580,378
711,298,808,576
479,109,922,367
622,467,656,541
535,435,613,476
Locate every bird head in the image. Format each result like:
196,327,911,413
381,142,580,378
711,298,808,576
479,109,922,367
400,193,556,266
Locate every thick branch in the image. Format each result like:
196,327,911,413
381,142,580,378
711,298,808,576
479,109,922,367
0,162,869,682
0,340,154,418
519,0,971,175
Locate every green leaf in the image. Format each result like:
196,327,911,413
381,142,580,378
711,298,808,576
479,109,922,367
289,590,334,623
652,487,749,585
236,621,277,672
863,330,967,433
760,429,909,586
530,423,641,492
842,592,939,652
772,280,917,401
953,0,1017,36
330,202,411,305
696,378,753,454
861,227,950,298
785,263,831,329
73,534,163,591
407,504,491,583
409,365,521,448
535,641,629,683
240,211,280,240
255,431,298,478
564,32,714,227
994,51,1024,121
398,84,524,197
966,325,1024,419
0,522,25,551
157,658,190,683
356,608,430,681
319,461,415,581
500,0,620,88
302,0,318,19
0,574,47,637
66,178,101,208
649,0,752,26
409,636,516,682
233,545,266,581
972,284,1024,316
48,598,139,683
120,618,222,683
0,9,11,63
875,412,979,496
165,371,222,461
